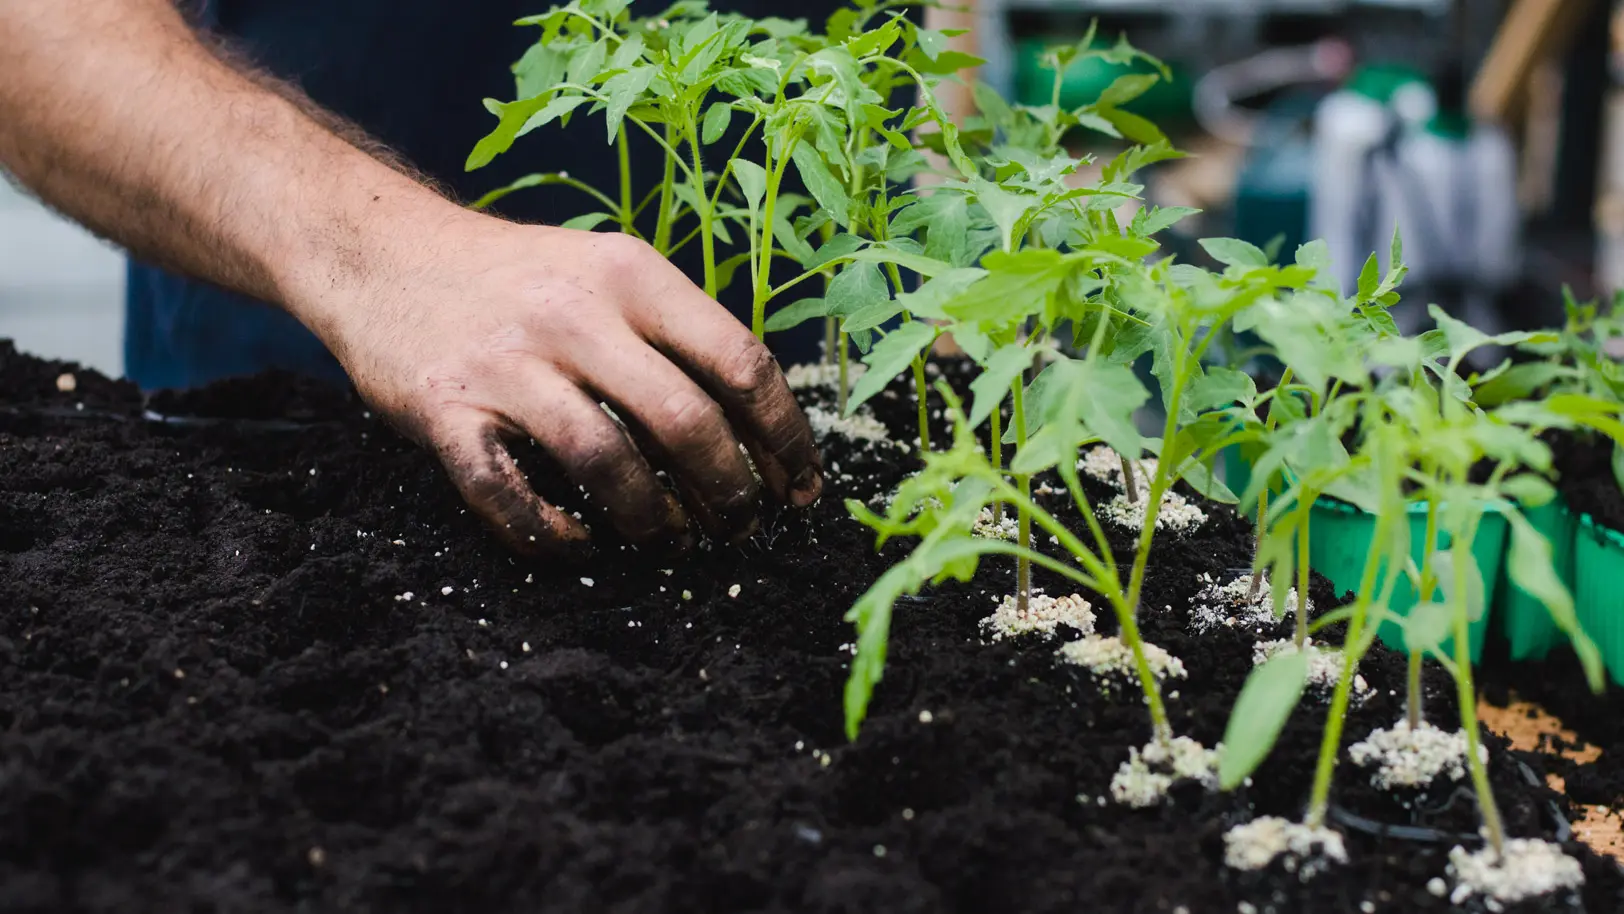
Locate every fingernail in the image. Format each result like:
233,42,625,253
790,466,823,507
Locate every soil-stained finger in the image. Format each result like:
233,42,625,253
502,368,691,552
431,414,591,559
572,332,760,542
630,288,822,507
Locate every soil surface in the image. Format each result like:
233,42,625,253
1553,431,1624,534
2,338,1620,914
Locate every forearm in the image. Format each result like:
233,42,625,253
0,0,451,338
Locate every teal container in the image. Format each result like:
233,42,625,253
1012,38,1191,122
1221,445,1253,499
1575,514,1624,686
1493,496,1577,661
1307,498,1506,663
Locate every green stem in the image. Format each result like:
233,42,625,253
820,222,838,366
653,124,677,253
1453,534,1505,857
1407,651,1424,730
1306,503,1402,826
1013,376,1031,616
990,406,1004,523
686,116,717,297
1295,494,1312,651
750,151,787,339
617,129,633,235
913,357,931,455
837,331,850,415
1409,495,1441,729
1249,486,1269,600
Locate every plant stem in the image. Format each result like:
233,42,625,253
1306,504,1401,826
990,407,1004,523
1249,486,1269,600
837,331,850,415
1120,359,1192,748
913,357,931,454
820,221,838,366
1013,375,1031,617
1450,536,1505,858
750,151,787,339
1406,651,1424,730
1295,494,1312,651
1120,455,1140,503
617,129,634,235
653,124,677,253
1408,496,1441,729
687,118,717,298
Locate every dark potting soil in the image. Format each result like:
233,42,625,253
2,341,1620,914
1552,431,1624,535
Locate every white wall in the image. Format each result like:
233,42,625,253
0,178,125,378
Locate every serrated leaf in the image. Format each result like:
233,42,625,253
702,101,733,144
731,158,767,213
847,321,936,414
968,344,1037,430
764,297,829,333
1136,205,1201,236
602,65,656,144
826,261,889,318
791,143,851,228
1219,650,1309,790
1200,237,1268,269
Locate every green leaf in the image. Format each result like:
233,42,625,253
702,101,733,144
1199,237,1268,270
1403,601,1456,654
1501,474,1556,508
1134,205,1201,236
517,94,592,138
826,261,889,318
968,344,1037,430
847,321,937,414
602,65,656,144
1432,549,1485,623
1095,73,1160,107
942,249,1070,327
560,212,613,231
764,297,829,333
1219,650,1309,790
1356,254,1380,300
1175,457,1239,505
731,158,767,213
1187,366,1257,412
971,177,1039,254
791,143,851,228
1505,510,1605,692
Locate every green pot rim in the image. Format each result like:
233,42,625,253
1578,512,1624,549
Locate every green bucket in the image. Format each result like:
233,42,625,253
1574,514,1624,686
1307,498,1506,663
1493,496,1577,661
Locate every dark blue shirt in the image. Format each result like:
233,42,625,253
129,0,833,389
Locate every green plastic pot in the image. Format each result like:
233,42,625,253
1575,514,1624,686
1492,496,1577,661
1307,497,1506,663
1012,37,1191,122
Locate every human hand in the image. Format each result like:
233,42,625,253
298,210,823,558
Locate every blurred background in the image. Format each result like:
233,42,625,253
2,0,1621,378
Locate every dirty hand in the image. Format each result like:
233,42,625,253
301,212,824,557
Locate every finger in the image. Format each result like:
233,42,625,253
505,368,691,552
576,333,761,542
627,285,823,508
431,413,591,559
